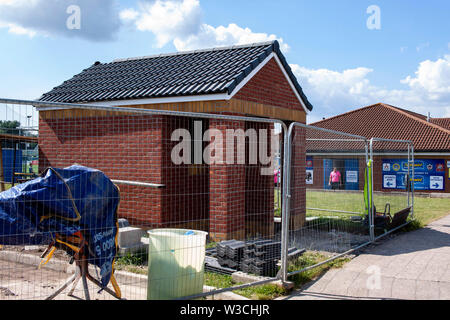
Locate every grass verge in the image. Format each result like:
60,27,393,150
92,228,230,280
204,272,288,300
287,251,350,288
303,190,450,232
204,251,350,300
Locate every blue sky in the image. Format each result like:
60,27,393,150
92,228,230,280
0,0,449,124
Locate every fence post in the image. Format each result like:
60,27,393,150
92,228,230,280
411,144,415,219
369,138,375,242
280,124,292,283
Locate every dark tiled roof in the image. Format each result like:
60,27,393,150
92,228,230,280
39,41,313,111
308,103,450,152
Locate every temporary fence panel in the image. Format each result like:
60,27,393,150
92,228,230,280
0,98,416,300
369,138,414,240
282,122,374,281
0,98,287,300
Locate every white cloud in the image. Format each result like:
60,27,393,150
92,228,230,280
173,23,290,52
119,8,140,22
291,55,450,122
0,0,121,41
126,0,202,48
0,0,39,6
122,0,289,52
401,55,450,99
0,21,36,37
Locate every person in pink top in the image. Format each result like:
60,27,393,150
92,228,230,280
329,167,342,190
274,169,280,187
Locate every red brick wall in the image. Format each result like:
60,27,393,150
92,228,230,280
244,122,275,238
39,114,164,227
289,126,307,230
234,58,303,111
208,119,246,240
233,57,308,232
39,114,211,229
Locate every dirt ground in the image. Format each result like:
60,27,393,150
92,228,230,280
0,246,147,300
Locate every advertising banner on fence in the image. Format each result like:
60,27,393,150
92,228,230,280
382,159,445,191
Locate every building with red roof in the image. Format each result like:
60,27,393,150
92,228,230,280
306,103,450,194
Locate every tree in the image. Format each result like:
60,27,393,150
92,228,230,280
0,120,21,135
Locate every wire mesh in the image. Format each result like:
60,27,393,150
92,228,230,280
0,100,284,300
285,124,372,280
0,99,416,300
370,139,414,238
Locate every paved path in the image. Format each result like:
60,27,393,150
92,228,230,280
283,214,450,300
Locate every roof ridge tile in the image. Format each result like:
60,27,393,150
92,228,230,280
112,41,276,63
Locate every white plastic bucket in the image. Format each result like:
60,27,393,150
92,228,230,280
147,229,208,300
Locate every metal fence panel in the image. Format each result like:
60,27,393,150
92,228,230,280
0,98,415,300
0,98,287,300
282,122,373,281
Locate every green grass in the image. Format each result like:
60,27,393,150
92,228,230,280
204,272,288,300
305,190,450,230
274,188,282,217
115,251,148,274
204,250,351,299
206,241,217,249
288,251,351,288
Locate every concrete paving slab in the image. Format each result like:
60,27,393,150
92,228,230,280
322,270,359,296
439,281,450,300
285,214,450,300
391,278,417,300
367,276,394,299
415,280,440,300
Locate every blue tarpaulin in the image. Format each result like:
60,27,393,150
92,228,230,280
0,165,120,288
2,148,22,183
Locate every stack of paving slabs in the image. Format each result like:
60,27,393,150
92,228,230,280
205,247,218,258
204,256,236,275
205,240,306,276
287,247,306,261
241,240,282,277
216,240,246,269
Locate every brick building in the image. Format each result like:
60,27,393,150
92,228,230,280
306,103,450,194
37,41,313,240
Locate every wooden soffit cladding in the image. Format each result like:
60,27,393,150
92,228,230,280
39,98,306,123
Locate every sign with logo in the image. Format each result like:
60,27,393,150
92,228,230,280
346,171,358,183
430,176,443,190
382,159,445,191
383,175,397,189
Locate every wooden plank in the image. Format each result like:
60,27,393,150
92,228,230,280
39,99,306,122
0,134,38,143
